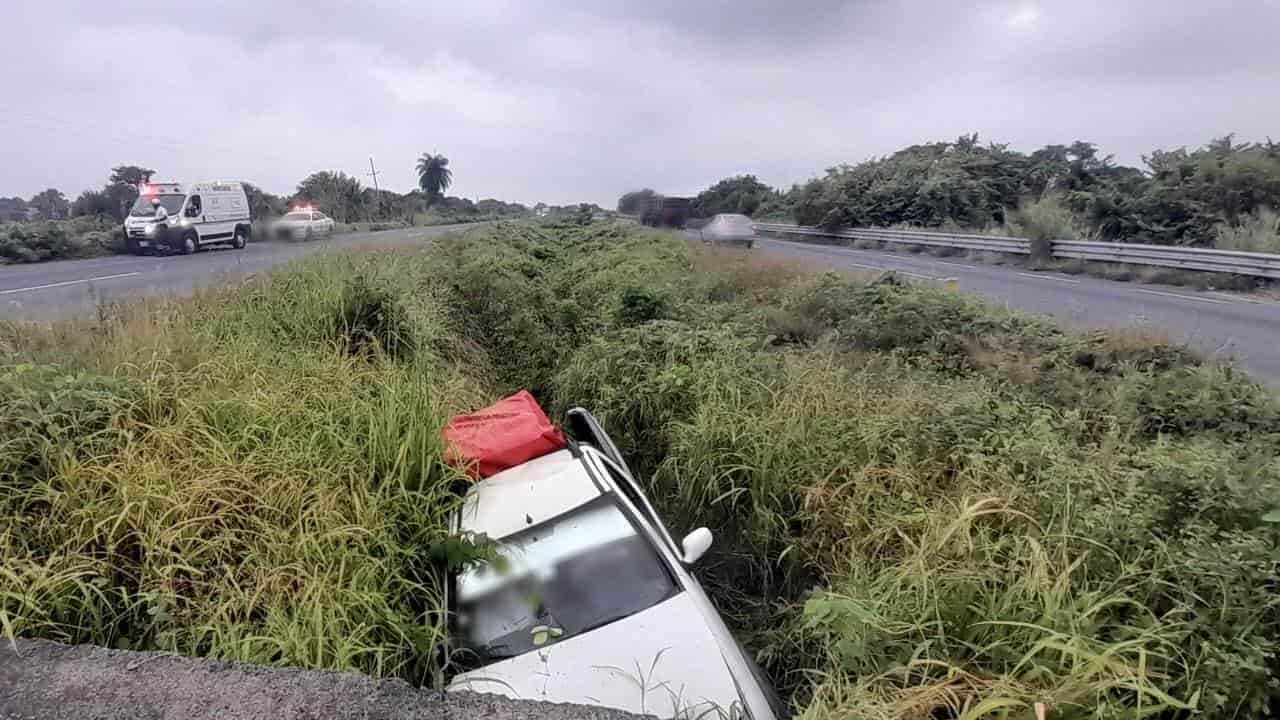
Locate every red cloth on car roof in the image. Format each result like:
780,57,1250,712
442,390,567,478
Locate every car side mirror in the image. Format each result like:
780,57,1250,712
185,206,200,218
681,527,713,565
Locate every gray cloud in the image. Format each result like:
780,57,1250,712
2,1,1278,206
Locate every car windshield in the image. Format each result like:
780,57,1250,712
284,212,311,220
454,496,677,666
129,194,184,217
714,215,754,231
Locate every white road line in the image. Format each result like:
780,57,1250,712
935,260,973,269
1137,288,1233,305
1016,272,1081,284
0,272,141,296
1206,291,1269,304
841,260,893,271
839,260,935,280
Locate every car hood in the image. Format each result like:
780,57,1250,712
449,592,743,718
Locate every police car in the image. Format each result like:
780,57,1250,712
272,207,336,240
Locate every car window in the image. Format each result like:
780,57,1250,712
454,496,677,667
283,212,310,220
186,195,202,216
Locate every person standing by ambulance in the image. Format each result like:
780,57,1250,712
151,196,171,249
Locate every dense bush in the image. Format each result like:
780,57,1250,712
2,221,1277,718
0,216,122,263
689,175,777,218
739,135,1280,248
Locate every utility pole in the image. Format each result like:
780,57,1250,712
367,156,381,219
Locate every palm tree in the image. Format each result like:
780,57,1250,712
416,153,452,207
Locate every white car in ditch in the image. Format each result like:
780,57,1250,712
447,408,783,720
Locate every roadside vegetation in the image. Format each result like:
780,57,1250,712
2,221,1278,719
0,216,123,263
634,135,1280,254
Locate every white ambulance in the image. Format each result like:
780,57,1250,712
123,181,252,255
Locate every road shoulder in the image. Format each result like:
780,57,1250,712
0,638,645,720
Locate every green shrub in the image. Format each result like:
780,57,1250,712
1215,207,1280,253
0,217,118,263
614,286,671,326
554,321,774,472
1007,194,1087,259
1112,365,1280,440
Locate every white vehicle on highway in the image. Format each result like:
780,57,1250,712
448,408,783,720
272,207,336,240
701,214,757,248
123,181,251,255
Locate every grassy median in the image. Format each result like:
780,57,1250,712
2,221,1278,718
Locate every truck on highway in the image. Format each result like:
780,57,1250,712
123,181,251,255
638,195,691,229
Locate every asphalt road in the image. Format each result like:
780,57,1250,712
1,638,642,720
752,235,1280,380
0,224,474,322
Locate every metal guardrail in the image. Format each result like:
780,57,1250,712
752,223,1280,280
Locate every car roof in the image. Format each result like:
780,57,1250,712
458,449,603,540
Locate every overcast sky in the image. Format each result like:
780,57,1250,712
2,1,1277,206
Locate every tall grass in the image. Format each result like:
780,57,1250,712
1215,207,1280,253
3,220,1278,718
1,256,489,683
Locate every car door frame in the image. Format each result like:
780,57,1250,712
577,445,784,720
578,446,684,562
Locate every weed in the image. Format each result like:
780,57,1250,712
1215,207,1280,253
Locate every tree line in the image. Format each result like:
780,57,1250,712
620,134,1280,249
1,152,530,225
1,165,157,223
